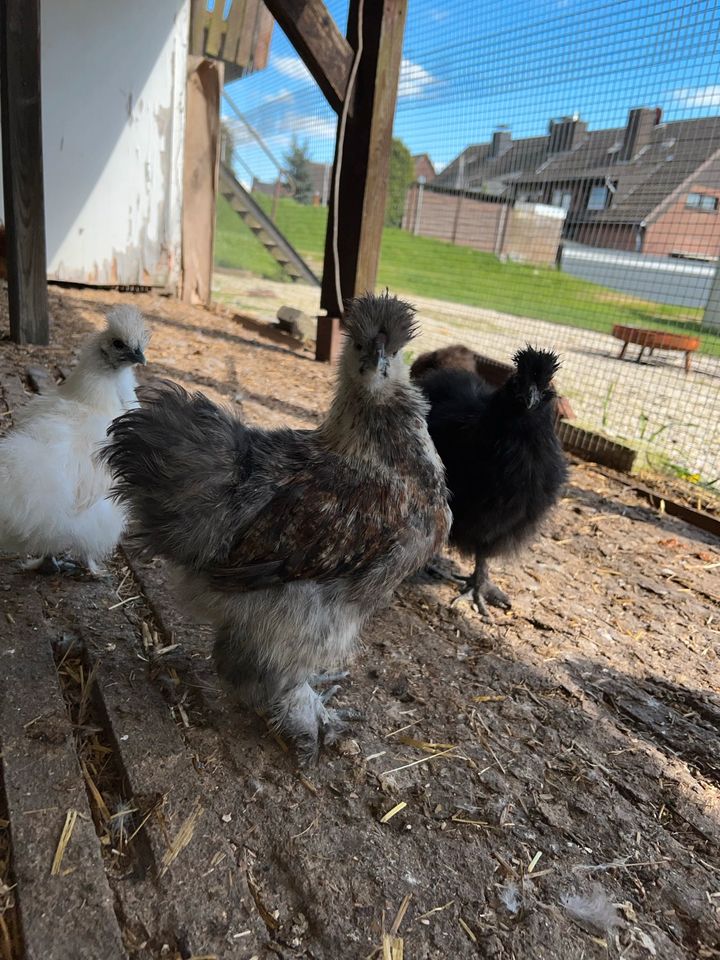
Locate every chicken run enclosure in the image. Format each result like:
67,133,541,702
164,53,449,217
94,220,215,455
219,0,720,507
1,2,720,960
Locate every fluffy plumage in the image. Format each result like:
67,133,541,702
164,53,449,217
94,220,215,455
412,343,567,615
0,305,149,573
103,292,449,761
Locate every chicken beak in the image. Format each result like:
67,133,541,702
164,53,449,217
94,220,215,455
526,384,541,409
131,348,147,365
372,335,388,373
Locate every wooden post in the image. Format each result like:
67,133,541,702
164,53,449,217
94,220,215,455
317,0,408,361
0,0,49,344
181,56,223,306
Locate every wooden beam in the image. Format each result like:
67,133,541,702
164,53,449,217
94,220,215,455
263,0,353,115
317,0,407,360
0,0,49,344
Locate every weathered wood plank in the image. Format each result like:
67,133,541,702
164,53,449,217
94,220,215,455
0,0,49,345
50,568,267,957
222,0,249,63
235,0,262,70
0,574,126,960
263,0,353,114
182,57,223,306
204,0,228,57
318,0,408,359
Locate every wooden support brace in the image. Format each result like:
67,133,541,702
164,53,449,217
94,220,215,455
0,0,49,344
263,0,354,115
317,0,408,361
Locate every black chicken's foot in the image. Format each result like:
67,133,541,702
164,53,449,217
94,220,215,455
451,576,512,619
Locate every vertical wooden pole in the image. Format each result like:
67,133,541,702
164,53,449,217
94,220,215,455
0,0,49,344
317,0,408,362
181,56,222,306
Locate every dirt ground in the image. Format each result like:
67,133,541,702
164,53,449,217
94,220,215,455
1,286,719,960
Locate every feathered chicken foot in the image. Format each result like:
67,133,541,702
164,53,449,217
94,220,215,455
22,555,61,575
450,554,511,618
275,681,362,766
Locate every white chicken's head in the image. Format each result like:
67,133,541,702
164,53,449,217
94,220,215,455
99,306,150,369
341,292,417,384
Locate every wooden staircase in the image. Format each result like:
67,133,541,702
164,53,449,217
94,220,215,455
218,162,320,286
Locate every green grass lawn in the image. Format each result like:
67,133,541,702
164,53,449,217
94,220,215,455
215,194,720,357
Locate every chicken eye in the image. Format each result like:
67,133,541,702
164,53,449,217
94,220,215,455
355,343,362,351
112,339,125,350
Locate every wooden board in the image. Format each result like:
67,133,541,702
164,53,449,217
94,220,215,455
0,577,126,960
263,0,353,114
0,0,49,345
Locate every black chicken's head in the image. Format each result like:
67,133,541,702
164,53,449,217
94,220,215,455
510,346,561,410
342,292,418,379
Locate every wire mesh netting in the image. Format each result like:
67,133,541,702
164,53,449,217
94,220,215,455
220,0,720,503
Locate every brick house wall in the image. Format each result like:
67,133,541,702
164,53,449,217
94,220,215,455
644,186,720,258
573,222,638,251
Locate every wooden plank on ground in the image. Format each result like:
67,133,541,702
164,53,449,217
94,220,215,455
0,574,126,960
0,0,49,345
263,0,352,114
54,570,267,957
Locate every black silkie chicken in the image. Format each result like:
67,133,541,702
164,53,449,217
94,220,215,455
411,344,568,617
103,293,450,762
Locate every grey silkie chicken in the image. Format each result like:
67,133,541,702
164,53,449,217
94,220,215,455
102,293,450,762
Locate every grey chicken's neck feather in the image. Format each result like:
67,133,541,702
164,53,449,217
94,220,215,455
317,370,431,469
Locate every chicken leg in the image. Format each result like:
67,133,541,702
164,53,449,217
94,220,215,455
451,553,511,618
213,630,360,764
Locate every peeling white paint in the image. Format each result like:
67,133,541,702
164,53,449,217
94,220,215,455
0,0,189,289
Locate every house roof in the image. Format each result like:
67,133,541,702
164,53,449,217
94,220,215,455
433,114,720,224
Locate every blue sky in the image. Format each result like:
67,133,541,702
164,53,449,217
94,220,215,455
224,0,720,184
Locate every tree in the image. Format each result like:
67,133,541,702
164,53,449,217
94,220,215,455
385,138,415,228
284,136,314,205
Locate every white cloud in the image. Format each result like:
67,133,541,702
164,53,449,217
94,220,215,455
273,55,313,85
671,85,720,108
398,58,438,99
261,88,293,105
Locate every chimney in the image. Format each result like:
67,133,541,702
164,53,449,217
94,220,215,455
490,129,512,158
620,107,661,161
548,115,587,154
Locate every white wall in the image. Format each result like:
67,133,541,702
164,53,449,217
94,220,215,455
0,0,189,288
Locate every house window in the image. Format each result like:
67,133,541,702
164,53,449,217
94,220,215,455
552,189,573,211
686,192,718,212
587,186,609,211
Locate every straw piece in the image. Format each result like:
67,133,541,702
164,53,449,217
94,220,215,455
380,802,407,824
528,850,543,873
160,802,204,876
51,809,78,876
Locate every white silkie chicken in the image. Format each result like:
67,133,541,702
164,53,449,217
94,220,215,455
0,305,149,574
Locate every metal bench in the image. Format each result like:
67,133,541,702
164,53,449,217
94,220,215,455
611,324,700,373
